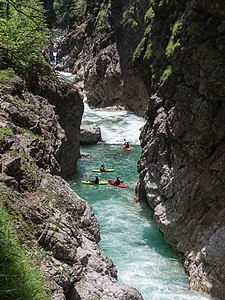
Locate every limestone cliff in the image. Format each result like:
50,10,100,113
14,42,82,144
55,0,225,298
135,1,225,299
0,74,142,299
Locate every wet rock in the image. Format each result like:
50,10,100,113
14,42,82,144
80,124,102,145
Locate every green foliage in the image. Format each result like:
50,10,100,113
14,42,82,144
143,43,152,60
166,39,180,57
144,7,155,24
0,68,15,80
95,3,108,31
0,127,13,135
150,40,165,73
0,0,50,74
166,18,182,57
69,0,87,22
133,37,146,61
107,1,112,10
54,0,87,26
0,128,9,143
172,18,182,36
0,199,49,300
160,65,172,84
122,5,138,29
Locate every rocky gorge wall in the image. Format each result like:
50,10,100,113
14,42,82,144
136,1,225,299
54,0,149,117
54,0,225,298
0,74,142,299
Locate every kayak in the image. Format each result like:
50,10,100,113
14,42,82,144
108,181,126,188
122,146,132,151
93,168,115,172
82,180,108,185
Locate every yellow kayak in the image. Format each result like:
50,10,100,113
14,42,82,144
82,180,108,185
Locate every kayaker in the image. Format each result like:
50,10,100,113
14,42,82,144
114,177,121,186
123,139,130,148
92,176,99,184
100,164,106,172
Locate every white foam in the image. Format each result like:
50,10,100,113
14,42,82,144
82,97,146,145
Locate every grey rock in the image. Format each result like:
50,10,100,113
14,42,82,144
80,124,102,145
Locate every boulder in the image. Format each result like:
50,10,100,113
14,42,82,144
80,124,102,145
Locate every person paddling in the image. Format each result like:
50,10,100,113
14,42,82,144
100,164,106,172
113,177,121,186
123,139,130,149
92,176,99,184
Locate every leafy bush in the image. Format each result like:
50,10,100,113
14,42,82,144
144,7,155,24
69,0,87,22
166,39,181,57
166,18,182,57
133,37,146,61
0,0,50,74
122,5,138,29
160,65,172,84
144,43,152,60
0,68,15,80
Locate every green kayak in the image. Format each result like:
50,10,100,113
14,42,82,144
92,168,115,172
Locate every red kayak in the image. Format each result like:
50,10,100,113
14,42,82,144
108,181,126,188
122,145,132,151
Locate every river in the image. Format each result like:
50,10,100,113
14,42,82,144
68,96,211,300
54,70,212,300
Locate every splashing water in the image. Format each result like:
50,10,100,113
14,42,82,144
82,96,145,145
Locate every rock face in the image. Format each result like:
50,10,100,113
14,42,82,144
0,75,143,299
55,0,225,298
134,1,225,299
56,2,149,117
1,75,83,180
80,124,102,145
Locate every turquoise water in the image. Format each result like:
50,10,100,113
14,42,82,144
59,72,210,299
70,144,210,300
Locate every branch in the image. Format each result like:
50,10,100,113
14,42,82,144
7,0,46,23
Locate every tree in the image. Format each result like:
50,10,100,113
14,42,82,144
0,0,50,74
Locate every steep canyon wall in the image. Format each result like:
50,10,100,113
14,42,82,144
136,1,225,298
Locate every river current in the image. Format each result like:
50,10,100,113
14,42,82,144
68,97,211,300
